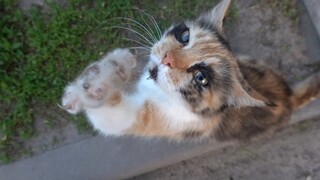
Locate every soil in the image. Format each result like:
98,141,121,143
133,119,320,180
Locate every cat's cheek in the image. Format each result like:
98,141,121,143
150,53,161,64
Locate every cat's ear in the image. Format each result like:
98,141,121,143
227,81,268,108
198,0,231,32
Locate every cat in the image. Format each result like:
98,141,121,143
61,0,320,141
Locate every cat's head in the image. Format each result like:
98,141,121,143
149,0,266,116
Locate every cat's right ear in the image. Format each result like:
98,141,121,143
198,0,231,32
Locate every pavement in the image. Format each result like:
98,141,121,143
1,1,319,180
303,0,320,38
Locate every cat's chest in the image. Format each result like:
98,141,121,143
138,72,201,128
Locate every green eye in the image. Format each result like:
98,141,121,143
195,71,208,86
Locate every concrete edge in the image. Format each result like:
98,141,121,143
303,0,320,38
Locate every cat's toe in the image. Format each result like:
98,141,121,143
107,48,137,82
85,84,106,100
61,84,83,114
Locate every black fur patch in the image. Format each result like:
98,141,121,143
196,104,229,117
182,131,203,139
148,66,158,81
168,23,189,45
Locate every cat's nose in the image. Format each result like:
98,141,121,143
161,52,175,68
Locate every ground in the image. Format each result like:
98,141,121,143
133,119,320,180
1,0,320,178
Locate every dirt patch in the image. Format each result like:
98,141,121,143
227,0,318,84
133,119,320,180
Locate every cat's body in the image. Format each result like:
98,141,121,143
61,0,320,142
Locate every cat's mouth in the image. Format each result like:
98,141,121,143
148,66,158,81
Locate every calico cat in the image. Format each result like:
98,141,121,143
61,0,320,141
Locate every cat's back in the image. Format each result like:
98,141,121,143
214,57,293,141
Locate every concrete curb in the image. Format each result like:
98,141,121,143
303,0,320,38
0,99,319,180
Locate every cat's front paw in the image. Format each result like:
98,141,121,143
61,48,137,114
103,48,136,87
61,82,85,114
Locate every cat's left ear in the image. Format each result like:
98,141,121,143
227,79,274,108
198,0,231,32
228,81,265,108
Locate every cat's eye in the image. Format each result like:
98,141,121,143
170,23,190,45
194,71,208,86
181,30,190,43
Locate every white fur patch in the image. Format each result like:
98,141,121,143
85,70,200,135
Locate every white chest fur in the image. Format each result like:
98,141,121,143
85,71,200,135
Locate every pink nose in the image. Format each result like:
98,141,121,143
161,52,175,68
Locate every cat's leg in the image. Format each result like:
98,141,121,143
61,48,136,114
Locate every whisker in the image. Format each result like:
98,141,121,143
112,17,157,43
135,10,160,41
106,26,154,46
133,8,162,40
121,37,151,49
120,22,157,43
145,13,162,39
127,46,151,52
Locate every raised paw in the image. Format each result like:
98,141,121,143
61,79,112,114
101,49,136,87
61,83,84,114
61,48,136,114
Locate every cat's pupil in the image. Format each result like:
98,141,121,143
195,71,208,86
181,30,190,43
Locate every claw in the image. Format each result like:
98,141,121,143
57,103,72,110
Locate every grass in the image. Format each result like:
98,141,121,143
0,0,134,163
0,0,238,163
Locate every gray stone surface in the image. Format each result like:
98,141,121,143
134,112,320,180
0,134,227,180
303,0,320,38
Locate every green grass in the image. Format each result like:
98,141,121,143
276,0,299,21
0,0,238,163
0,0,134,163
